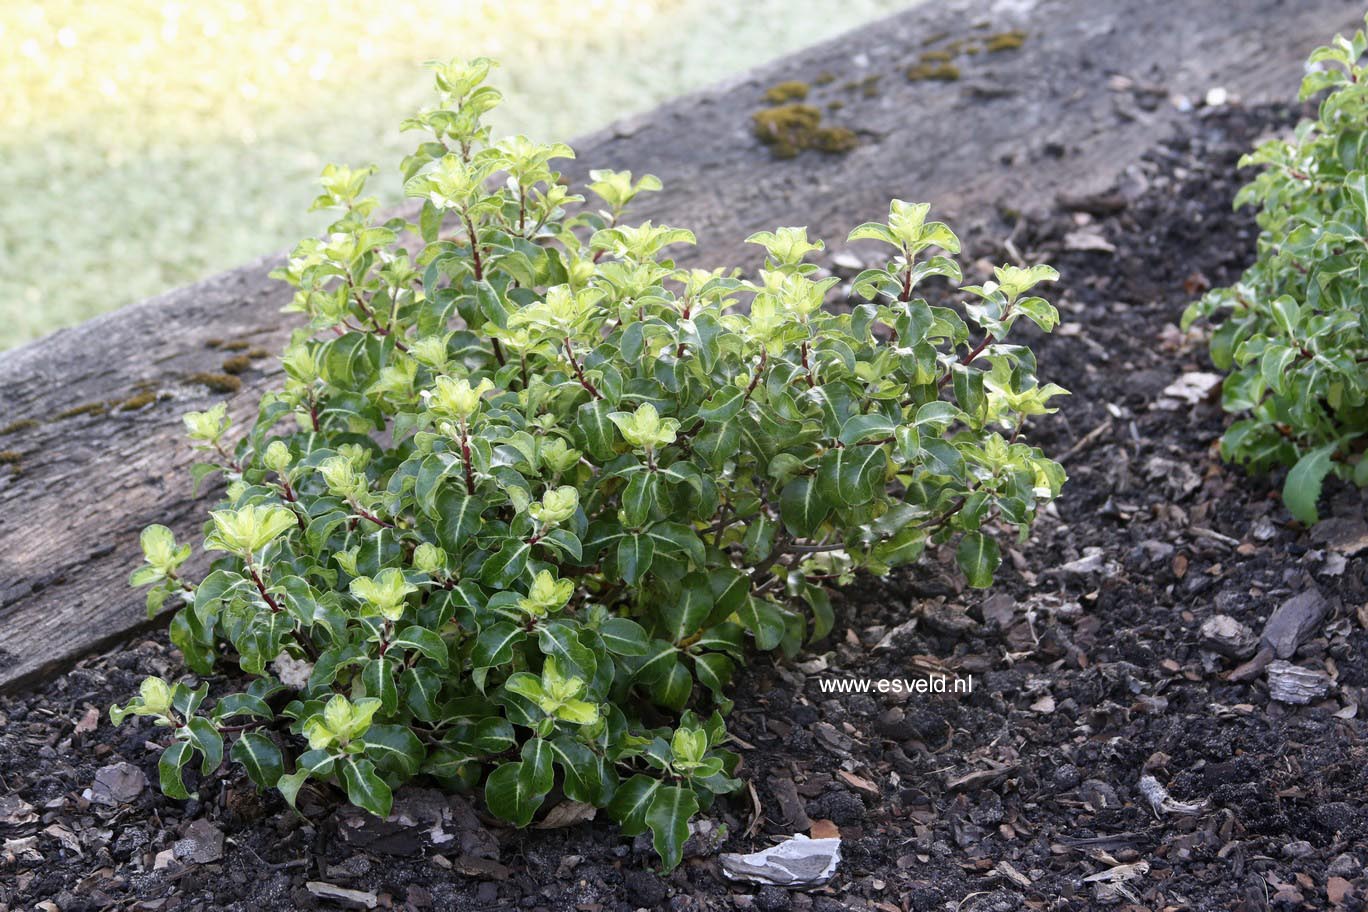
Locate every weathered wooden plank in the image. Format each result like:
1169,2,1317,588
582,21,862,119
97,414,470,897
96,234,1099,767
0,0,1360,690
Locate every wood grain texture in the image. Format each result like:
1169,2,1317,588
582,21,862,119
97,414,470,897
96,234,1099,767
0,0,1361,690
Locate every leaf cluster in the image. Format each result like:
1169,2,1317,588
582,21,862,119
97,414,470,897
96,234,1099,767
1183,17,1368,523
115,58,1066,869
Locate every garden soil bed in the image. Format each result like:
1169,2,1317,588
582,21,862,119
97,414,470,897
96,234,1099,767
5,101,1368,912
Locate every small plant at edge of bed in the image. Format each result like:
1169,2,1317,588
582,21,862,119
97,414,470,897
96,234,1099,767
1183,16,1368,524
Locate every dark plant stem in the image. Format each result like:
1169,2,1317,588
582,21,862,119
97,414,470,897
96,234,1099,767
564,337,603,399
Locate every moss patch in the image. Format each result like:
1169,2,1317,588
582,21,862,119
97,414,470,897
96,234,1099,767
0,418,38,436
752,103,857,159
985,30,1027,52
56,402,111,420
221,354,252,375
0,450,21,465
187,372,243,394
763,80,810,104
813,70,836,86
813,126,857,153
116,390,166,411
907,60,961,82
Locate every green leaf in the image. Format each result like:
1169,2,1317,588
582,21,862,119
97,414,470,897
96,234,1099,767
185,717,224,775
435,490,484,550
550,736,613,805
956,531,1000,588
363,655,400,715
473,621,526,670
617,534,654,585
663,575,713,642
482,541,531,589
341,757,393,818
779,476,830,538
486,761,539,827
577,400,618,459
692,651,735,695
650,660,693,711
159,740,194,800
599,617,650,656
231,732,284,789
622,472,657,526
646,785,700,871
737,597,786,651
363,724,426,778
607,773,661,836
390,626,449,667
1284,444,1336,525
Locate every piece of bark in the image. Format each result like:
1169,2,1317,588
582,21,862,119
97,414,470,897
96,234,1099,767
306,883,377,910
768,776,813,831
1200,614,1259,659
1261,590,1328,659
1312,517,1368,556
1266,660,1332,705
1,0,1362,691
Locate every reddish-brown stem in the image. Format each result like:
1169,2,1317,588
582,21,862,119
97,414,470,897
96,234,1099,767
352,504,395,529
743,350,769,400
939,335,993,388
459,421,477,495
564,337,603,399
247,564,282,614
800,341,815,387
463,210,484,281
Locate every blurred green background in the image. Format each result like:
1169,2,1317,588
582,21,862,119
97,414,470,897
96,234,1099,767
1,0,913,350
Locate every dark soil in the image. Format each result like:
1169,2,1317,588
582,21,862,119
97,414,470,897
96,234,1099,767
5,101,1368,912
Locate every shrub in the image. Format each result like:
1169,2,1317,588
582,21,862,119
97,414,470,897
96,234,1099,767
1182,17,1368,524
113,58,1066,869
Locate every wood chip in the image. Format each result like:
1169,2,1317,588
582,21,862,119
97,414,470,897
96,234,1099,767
836,771,878,795
1267,661,1332,705
306,882,378,909
533,800,597,829
809,819,840,839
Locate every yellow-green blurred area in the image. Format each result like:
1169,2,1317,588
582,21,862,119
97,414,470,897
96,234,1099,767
1,0,913,350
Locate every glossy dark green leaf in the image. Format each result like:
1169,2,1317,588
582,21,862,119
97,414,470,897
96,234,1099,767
779,476,830,538
647,785,700,871
955,531,1000,589
159,740,194,800
341,757,393,818
230,732,284,789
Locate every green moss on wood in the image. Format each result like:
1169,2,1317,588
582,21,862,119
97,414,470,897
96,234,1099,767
752,103,857,159
221,354,252,375
116,390,165,411
187,372,243,394
985,30,1027,52
0,419,39,436
814,126,858,154
56,402,110,420
763,80,810,104
907,62,961,82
